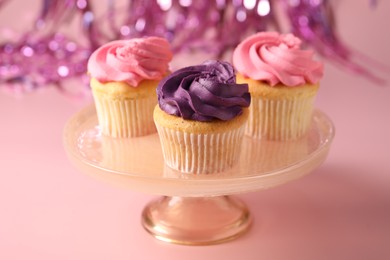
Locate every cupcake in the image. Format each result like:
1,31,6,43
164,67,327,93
87,37,173,138
232,32,324,140
154,60,251,174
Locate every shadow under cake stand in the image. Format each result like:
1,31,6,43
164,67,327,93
63,105,335,246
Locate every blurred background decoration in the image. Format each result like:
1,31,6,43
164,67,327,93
0,0,385,95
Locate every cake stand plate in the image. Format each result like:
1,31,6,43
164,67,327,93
63,105,335,245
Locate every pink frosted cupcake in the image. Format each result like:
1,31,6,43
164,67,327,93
233,32,324,140
88,37,173,138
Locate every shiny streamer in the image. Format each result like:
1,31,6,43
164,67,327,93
281,0,385,84
0,0,385,95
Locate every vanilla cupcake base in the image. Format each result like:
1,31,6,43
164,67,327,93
156,124,245,174
246,95,315,140
236,73,319,141
93,93,156,138
154,106,248,175
91,78,159,138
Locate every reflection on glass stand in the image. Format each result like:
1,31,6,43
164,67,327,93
64,105,335,245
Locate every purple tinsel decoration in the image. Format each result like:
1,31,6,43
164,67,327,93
0,0,385,94
281,0,385,84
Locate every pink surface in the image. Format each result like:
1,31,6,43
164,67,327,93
1,1,390,259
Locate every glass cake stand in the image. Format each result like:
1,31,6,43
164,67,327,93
63,105,335,245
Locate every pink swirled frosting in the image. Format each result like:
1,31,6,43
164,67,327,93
232,32,324,87
87,37,173,87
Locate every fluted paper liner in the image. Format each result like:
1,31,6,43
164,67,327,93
92,93,156,138
156,124,246,174
246,96,315,140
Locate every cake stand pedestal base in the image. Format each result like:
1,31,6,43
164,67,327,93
142,196,252,245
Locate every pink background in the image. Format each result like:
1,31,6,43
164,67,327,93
1,1,390,259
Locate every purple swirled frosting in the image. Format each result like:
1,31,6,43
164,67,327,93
157,60,250,122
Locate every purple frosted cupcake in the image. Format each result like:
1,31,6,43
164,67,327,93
153,60,250,174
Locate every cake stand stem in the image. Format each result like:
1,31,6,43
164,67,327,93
141,195,252,245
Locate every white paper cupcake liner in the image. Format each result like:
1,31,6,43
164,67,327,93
156,124,246,174
93,93,156,138
246,96,315,140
